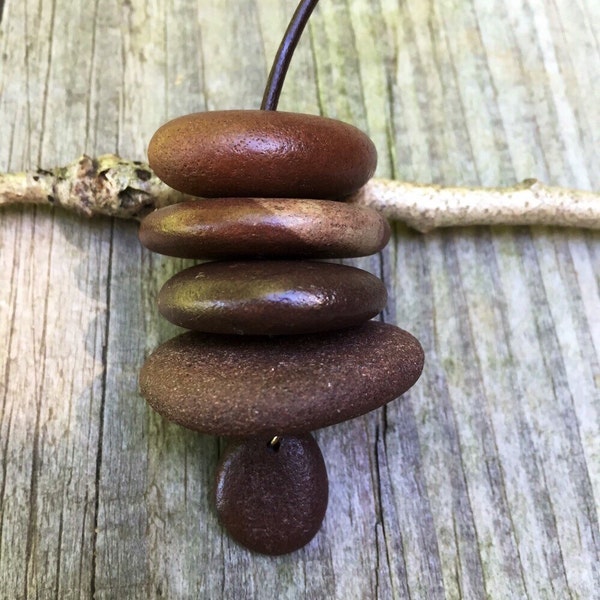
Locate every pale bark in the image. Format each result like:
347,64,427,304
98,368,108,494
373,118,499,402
351,178,600,232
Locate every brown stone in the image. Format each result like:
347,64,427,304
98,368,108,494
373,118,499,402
214,434,328,555
139,321,424,436
139,198,391,259
157,260,387,335
147,110,377,199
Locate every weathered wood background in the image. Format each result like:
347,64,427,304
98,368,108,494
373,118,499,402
1,0,599,598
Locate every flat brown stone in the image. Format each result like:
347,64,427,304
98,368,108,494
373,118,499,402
158,260,387,335
139,198,391,259
214,434,328,555
139,321,424,436
148,110,377,199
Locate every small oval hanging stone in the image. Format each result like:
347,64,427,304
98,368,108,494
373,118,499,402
215,434,328,555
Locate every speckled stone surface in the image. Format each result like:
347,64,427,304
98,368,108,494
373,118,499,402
157,260,387,335
139,198,390,259
214,434,328,555
139,321,424,435
147,110,377,199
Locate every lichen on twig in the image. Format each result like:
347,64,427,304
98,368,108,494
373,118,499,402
0,154,598,232
0,154,192,220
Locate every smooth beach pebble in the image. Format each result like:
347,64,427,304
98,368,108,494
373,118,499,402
157,260,387,335
139,198,391,259
139,321,425,436
148,110,377,199
215,434,328,555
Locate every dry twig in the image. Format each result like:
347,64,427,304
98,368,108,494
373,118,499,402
351,178,600,232
0,154,193,220
0,154,598,232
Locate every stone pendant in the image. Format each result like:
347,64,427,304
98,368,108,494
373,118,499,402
142,108,424,554
214,434,328,555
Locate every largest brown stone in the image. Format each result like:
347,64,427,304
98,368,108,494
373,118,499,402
148,110,377,199
139,321,424,436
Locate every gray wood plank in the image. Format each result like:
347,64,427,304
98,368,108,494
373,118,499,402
0,0,599,598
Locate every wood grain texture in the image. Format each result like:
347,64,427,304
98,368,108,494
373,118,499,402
0,0,598,598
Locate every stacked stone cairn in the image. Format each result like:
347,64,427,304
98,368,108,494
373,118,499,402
139,109,424,555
